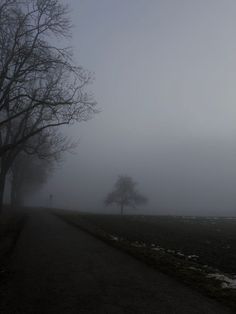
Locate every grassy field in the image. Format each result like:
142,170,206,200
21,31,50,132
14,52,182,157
54,210,236,308
76,214,236,275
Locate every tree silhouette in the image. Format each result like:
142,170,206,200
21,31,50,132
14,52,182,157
0,0,96,212
105,176,147,215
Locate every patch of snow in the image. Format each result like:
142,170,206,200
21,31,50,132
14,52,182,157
167,249,175,254
110,235,119,241
152,247,164,251
207,273,236,289
188,266,202,272
187,255,199,260
131,241,146,248
176,252,185,257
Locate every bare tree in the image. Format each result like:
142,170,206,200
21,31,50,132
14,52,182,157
0,0,96,153
10,153,52,208
0,0,97,211
105,176,148,215
0,103,77,211
9,127,74,208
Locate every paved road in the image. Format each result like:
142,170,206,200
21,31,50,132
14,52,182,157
0,209,233,313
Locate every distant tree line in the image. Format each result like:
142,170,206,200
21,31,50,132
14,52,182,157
0,0,97,211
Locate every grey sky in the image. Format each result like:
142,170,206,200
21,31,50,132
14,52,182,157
32,0,236,215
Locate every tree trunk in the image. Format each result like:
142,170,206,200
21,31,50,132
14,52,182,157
10,172,24,209
0,153,17,213
10,181,16,207
0,169,7,213
10,180,18,208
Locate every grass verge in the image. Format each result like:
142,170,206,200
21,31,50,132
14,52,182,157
53,209,236,311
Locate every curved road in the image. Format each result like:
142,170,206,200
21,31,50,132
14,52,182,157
0,209,233,313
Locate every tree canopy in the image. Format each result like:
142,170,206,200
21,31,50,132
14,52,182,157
105,176,147,215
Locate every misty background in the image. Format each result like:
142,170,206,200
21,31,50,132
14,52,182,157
30,0,236,216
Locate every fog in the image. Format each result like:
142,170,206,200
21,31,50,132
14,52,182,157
30,0,236,216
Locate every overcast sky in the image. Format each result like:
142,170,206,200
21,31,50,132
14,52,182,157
32,0,236,215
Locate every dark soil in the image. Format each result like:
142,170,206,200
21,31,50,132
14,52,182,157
54,210,236,310
73,213,236,275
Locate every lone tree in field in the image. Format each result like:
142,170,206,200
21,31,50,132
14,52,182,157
105,176,147,215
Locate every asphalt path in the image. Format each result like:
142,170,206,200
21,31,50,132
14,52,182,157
0,209,233,313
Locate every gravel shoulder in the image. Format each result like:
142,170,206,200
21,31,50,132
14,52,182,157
0,209,233,313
